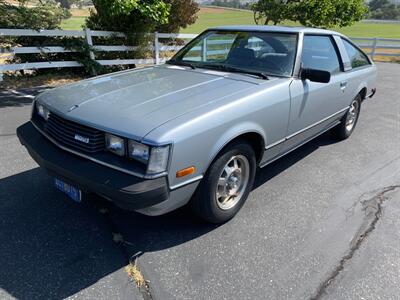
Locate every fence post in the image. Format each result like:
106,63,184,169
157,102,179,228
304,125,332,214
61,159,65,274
371,38,378,61
84,28,96,75
201,38,207,61
154,32,160,65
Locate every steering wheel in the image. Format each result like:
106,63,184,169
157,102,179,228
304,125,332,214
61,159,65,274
258,58,286,74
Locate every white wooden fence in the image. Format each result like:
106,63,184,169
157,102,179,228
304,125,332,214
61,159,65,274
351,37,400,60
1,28,400,81
0,28,197,80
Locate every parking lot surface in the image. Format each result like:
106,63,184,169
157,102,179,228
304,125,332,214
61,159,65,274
0,63,399,299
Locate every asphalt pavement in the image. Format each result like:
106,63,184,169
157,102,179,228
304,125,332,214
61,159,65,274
0,62,399,300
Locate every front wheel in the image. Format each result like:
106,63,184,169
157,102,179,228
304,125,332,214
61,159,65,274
190,141,256,224
332,94,362,140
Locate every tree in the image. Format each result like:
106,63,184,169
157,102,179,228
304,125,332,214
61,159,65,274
295,0,367,28
156,0,199,33
0,0,70,30
369,0,400,20
252,0,295,25
86,0,170,33
368,0,389,11
252,0,367,28
0,0,73,76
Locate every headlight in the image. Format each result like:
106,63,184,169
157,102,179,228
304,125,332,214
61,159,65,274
36,103,50,120
147,145,170,174
106,134,170,175
128,140,149,164
105,133,125,156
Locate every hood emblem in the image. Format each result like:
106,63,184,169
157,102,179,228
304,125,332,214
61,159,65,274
74,134,90,144
68,104,79,112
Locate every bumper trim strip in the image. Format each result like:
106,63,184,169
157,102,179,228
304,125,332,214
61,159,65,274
170,175,203,190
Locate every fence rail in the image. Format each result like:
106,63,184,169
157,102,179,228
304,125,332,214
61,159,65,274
0,28,197,79
1,28,400,80
351,37,400,60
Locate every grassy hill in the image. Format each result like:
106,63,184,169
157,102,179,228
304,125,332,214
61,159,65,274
61,6,400,38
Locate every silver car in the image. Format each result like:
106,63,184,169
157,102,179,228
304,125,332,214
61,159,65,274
17,26,377,223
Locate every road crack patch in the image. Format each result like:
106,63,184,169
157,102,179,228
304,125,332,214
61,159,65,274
311,185,400,300
125,256,152,300
95,202,153,300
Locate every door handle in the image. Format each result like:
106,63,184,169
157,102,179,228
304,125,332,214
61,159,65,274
340,81,348,90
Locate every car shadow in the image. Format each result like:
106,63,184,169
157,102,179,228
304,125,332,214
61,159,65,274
254,130,337,189
0,87,48,108
97,131,338,259
0,131,337,298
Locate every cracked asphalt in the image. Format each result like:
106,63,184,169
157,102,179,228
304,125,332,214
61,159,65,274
0,62,399,299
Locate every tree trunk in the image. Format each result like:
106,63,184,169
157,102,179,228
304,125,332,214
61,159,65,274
253,11,259,24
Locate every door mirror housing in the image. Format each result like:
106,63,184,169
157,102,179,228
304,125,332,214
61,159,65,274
301,68,331,83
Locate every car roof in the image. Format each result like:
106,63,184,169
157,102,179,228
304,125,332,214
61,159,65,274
208,25,345,37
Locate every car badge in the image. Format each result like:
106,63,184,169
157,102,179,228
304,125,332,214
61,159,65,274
68,104,79,112
74,134,90,144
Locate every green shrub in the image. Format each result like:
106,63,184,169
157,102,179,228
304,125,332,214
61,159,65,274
0,0,70,30
156,0,199,33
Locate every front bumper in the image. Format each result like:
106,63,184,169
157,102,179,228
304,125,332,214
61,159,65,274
17,122,169,210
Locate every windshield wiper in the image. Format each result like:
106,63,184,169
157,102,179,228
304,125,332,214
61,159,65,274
166,59,196,70
166,61,269,80
200,64,269,80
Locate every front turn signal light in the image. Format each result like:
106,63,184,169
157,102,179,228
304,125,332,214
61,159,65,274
176,166,196,178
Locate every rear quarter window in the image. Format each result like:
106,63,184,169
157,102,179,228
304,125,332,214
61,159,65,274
342,38,371,69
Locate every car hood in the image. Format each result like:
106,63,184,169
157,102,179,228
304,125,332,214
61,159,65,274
37,65,260,140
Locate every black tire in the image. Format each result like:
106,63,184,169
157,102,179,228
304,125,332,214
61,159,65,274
190,140,256,224
332,94,362,140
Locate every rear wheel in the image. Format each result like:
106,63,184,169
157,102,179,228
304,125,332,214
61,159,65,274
191,140,256,224
332,94,362,140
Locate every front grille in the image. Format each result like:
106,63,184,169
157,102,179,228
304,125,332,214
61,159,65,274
45,113,105,153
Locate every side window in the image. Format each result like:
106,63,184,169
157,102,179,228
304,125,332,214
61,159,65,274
342,38,370,69
301,35,341,74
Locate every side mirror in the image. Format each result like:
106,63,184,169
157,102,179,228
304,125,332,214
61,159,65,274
301,68,331,83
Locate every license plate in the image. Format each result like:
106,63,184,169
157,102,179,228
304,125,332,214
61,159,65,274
54,178,82,203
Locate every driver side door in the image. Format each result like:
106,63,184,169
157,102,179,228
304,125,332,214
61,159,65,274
283,34,350,152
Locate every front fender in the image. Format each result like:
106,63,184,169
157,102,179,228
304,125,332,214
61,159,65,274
206,122,267,171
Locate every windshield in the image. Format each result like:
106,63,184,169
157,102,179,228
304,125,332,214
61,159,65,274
170,30,298,77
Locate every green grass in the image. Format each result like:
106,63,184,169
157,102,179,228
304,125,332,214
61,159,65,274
60,6,400,38
180,8,256,33
333,22,400,38
60,16,86,30
181,7,400,38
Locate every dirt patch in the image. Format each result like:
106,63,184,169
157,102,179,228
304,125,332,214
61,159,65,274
70,8,91,17
0,73,84,89
361,47,400,62
125,262,146,287
375,48,400,62
200,7,231,14
0,54,9,65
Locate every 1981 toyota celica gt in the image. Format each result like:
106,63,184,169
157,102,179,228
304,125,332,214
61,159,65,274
17,26,377,223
